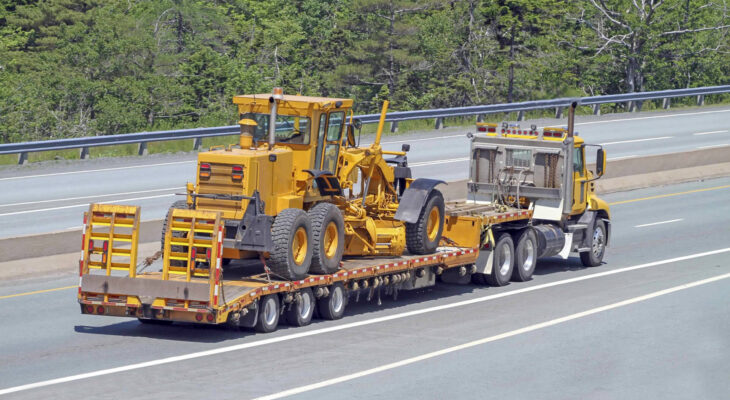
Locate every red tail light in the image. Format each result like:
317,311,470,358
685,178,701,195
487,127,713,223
206,248,211,261
487,126,496,133
199,163,211,179
477,126,487,132
195,313,203,322
191,248,197,264
101,240,109,264
86,305,94,313
96,305,105,314
206,313,215,322
231,165,243,181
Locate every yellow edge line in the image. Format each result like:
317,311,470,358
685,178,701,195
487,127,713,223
0,285,76,300
609,184,730,205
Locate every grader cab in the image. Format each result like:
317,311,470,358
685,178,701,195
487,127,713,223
167,88,446,280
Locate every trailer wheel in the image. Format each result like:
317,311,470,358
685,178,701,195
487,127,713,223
285,288,315,327
471,272,488,285
406,189,445,255
254,295,280,333
317,283,346,320
269,209,312,280
485,233,514,286
308,203,345,274
580,220,606,267
512,228,538,282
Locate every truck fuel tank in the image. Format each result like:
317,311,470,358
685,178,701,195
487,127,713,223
533,224,565,258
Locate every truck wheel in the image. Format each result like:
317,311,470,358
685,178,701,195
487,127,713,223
485,233,514,286
406,189,445,255
254,295,280,333
471,272,488,285
512,228,538,282
269,209,313,280
308,203,345,274
580,220,606,267
161,200,189,250
317,283,346,320
285,288,315,327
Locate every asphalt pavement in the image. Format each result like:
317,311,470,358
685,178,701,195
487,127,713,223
0,177,728,399
0,106,729,238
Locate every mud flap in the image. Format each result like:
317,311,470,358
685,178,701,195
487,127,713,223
394,178,446,224
234,191,273,252
304,169,343,196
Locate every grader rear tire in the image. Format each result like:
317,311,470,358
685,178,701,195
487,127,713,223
406,190,445,255
160,200,189,250
308,203,345,274
268,209,313,280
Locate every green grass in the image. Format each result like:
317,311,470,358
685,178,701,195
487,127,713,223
3,96,728,166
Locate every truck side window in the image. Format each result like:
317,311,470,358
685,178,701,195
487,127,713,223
573,147,584,176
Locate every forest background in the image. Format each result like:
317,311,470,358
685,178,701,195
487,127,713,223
1,0,728,144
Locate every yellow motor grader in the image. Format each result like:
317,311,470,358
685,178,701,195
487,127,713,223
166,88,446,280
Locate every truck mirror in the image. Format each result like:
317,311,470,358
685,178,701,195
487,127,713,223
596,148,606,177
346,125,357,147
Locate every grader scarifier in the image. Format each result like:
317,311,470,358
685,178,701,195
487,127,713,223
169,88,446,280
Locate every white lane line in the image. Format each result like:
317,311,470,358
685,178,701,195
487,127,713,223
697,143,729,149
600,136,672,146
0,247,727,396
0,194,177,217
254,272,730,400
409,157,469,167
0,161,194,181
609,155,638,160
693,130,728,136
574,109,730,125
635,218,683,228
0,187,181,208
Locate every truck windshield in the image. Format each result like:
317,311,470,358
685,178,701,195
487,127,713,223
240,113,311,144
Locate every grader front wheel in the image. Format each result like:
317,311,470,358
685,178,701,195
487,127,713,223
308,203,345,274
269,209,313,280
406,190,445,255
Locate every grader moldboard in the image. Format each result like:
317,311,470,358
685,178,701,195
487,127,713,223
165,88,446,281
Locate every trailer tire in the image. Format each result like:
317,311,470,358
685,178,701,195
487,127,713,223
254,295,280,333
512,228,538,282
485,233,514,286
580,220,606,267
406,189,445,255
285,288,315,327
269,209,312,280
317,283,346,320
471,272,488,285
161,200,189,250
308,203,345,274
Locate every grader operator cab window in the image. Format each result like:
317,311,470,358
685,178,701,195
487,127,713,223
315,111,345,172
240,113,311,144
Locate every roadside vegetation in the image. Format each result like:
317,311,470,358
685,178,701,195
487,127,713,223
1,0,728,150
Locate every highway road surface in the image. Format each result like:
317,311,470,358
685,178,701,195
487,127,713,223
0,106,729,238
0,177,728,399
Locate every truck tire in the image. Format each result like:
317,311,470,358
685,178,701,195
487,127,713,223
580,220,607,267
285,288,315,327
161,200,189,250
254,294,280,333
512,228,538,282
471,272,488,285
406,189,445,255
307,203,345,274
269,209,313,280
317,283,346,320
485,233,514,286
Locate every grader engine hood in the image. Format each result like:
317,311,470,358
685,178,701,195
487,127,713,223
195,147,294,219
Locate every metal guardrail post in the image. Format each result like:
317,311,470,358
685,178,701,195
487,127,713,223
193,137,203,151
18,152,28,165
138,141,148,156
390,121,399,133
79,147,90,160
697,95,705,106
435,117,444,129
662,98,671,109
555,107,563,119
476,115,484,122
517,111,525,121
592,104,601,115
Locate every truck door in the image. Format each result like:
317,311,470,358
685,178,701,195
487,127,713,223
571,145,587,214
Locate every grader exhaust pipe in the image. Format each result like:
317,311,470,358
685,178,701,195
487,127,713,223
269,87,284,148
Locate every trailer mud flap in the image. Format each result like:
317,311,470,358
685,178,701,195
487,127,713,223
394,178,446,224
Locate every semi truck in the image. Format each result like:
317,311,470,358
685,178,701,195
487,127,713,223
78,96,610,333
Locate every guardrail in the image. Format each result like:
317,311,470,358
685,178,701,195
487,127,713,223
2,85,729,164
